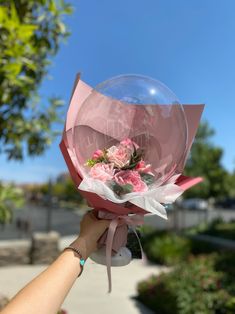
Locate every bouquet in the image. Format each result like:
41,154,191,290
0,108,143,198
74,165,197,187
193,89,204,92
86,138,155,196
60,73,204,292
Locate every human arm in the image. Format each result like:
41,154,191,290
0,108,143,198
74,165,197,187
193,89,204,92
1,211,109,314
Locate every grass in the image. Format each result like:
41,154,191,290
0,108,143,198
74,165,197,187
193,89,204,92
186,218,235,241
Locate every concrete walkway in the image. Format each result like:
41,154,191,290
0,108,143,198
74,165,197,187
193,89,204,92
0,235,166,314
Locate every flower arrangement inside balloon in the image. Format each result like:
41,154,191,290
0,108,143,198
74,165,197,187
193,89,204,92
86,138,155,195
60,74,204,292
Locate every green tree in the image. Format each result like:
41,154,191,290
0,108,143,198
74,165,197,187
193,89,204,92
0,0,72,159
0,182,24,223
35,174,84,205
226,169,235,198
0,0,73,223
184,121,231,199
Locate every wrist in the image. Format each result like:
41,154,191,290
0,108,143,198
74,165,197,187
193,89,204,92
70,237,90,260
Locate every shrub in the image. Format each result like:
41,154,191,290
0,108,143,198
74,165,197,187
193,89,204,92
215,253,235,295
140,226,223,266
142,232,191,266
189,237,219,255
187,218,235,241
137,255,235,314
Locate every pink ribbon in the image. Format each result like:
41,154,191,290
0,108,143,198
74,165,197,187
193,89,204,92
105,214,145,293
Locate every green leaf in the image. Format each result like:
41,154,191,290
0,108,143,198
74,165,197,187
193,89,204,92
19,24,38,40
49,0,57,14
121,183,133,193
110,181,133,195
85,159,97,167
10,2,20,25
3,62,22,77
0,6,7,23
140,173,155,185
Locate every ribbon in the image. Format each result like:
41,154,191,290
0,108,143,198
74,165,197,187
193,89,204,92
105,214,145,293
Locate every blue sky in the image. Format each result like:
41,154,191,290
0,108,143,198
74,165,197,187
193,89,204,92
1,0,235,183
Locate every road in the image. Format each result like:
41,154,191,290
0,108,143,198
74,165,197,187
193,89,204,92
0,204,85,240
1,204,235,240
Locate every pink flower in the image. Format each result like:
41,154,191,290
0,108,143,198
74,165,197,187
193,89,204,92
135,160,154,175
120,138,139,150
92,149,103,160
89,163,114,182
107,145,132,168
114,170,148,192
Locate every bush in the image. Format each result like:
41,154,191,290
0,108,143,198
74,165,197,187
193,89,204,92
189,237,220,255
143,233,191,266
140,227,223,266
137,255,235,314
140,228,191,266
215,253,235,295
187,218,235,241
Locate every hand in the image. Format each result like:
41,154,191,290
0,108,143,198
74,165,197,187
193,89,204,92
70,211,110,260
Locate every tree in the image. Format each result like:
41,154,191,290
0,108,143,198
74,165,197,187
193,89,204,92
0,0,72,159
0,182,24,223
0,0,72,223
184,121,231,199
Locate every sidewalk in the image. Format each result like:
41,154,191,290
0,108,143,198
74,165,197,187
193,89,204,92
0,235,166,314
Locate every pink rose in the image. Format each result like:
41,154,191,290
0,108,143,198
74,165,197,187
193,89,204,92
114,170,148,192
92,149,103,160
120,138,139,150
89,163,114,182
135,160,154,175
107,145,132,168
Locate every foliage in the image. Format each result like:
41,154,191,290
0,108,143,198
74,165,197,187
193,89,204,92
196,217,235,241
140,225,227,264
142,231,191,266
189,237,220,255
37,173,84,205
0,182,24,223
55,176,84,203
184,121,234,199
138,225,235,313
0,0,72,223
137,254,235,314
0,0,72,160
215,252,235,295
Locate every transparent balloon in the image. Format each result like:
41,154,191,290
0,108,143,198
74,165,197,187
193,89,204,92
73,74,188,186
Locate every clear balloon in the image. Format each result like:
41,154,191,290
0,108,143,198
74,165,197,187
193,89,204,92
73,74,188,186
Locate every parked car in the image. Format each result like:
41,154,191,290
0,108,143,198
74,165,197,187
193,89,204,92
215,198,235,209
180,198,208,210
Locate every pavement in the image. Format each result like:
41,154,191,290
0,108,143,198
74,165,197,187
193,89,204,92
0,235,167,314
